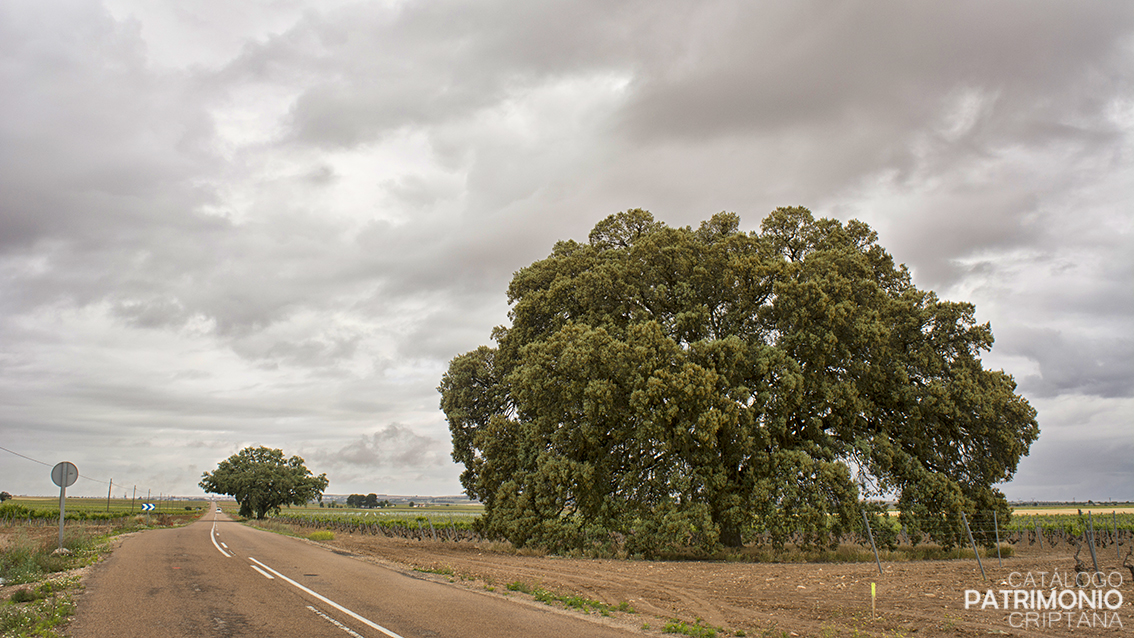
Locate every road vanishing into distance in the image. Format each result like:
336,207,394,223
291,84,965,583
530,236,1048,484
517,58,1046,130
71,507,640,637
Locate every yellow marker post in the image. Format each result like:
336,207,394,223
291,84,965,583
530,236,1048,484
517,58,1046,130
871,582,876,619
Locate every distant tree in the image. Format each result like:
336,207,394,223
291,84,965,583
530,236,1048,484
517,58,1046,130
346,494,365,508
0,491,11,502
199,447,328,520
364,493,379,508
440,208,1039,555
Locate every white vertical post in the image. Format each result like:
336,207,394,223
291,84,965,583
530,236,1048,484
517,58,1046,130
58,482,66,550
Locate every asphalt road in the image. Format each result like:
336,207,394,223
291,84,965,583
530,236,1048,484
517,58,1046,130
70,507,641,637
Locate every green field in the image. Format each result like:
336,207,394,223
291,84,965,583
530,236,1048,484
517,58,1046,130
1,496,210,521
0,497,480,521
280,502,483,516
268,503,481,526
1003,511,1134,534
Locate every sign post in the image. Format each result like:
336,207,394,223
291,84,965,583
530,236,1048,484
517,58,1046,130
51,462,79,551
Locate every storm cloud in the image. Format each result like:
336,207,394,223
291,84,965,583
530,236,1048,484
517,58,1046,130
1,0,1131,500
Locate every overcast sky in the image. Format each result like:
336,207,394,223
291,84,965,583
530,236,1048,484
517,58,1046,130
2,0,1131,502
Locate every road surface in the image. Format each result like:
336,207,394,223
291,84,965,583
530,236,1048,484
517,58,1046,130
70,507,641,637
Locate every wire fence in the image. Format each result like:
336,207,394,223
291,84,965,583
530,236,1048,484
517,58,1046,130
264,509,1134,561
6,501,1128,578
269,513,481,542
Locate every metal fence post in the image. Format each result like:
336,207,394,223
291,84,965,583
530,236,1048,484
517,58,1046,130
1087,512,1100,575
961,512,986,581
1115,511,1121,561
862,510,883,577
993,511,1002,568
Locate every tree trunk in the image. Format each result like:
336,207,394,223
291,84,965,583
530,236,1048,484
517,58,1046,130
719,524,743,548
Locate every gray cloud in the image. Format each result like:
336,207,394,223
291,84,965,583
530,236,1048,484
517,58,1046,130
1000,328,1134,399
1,0,1131,499
328,424,444,469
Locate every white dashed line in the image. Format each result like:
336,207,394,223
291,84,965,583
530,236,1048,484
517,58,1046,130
308,605,367,638
250,564,275,579
248,557,405,638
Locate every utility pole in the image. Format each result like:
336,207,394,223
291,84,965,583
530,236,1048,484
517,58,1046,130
131,485,136,512
106,478,113,512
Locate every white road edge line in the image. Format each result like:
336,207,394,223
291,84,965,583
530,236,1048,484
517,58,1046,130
248,557,405,638
250,564,275,580
308,605,366,638
210,520,232,558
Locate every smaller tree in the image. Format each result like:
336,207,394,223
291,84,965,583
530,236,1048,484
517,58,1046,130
364,493,379,509
0,491,11,502
346,494,365,508
199,447,328,519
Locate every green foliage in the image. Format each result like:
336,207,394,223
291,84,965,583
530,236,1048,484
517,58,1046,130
0,588,75,637
269,510,478,532
0,503,131,523
0,576,79,638
9,589,40,604
345,494,388,509
665,618,720,637
1006,512,1134,534
505,581,633,615
307,530,335,541
199,447,328,520
0,532,99,585
440,208,1039,556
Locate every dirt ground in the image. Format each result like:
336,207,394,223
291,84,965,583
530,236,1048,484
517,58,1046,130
305,528,1134,638
7,520,1131,636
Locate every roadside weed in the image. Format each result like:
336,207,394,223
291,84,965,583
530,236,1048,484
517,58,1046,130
505,580,634,615
664,617,723,638
0,576,80,638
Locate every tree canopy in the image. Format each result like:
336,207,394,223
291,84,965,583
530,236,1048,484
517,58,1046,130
439,208,1039,556
346,493,386,508
199,447,328,519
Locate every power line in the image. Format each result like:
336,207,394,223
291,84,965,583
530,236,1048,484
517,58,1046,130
0,444,110,485
0,444,52,467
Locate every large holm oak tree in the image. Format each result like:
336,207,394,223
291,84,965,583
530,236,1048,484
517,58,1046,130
440,208,1038,556
199,447,329,520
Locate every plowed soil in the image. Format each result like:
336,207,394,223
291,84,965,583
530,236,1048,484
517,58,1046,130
307,528,1133,637
8,518,1130,636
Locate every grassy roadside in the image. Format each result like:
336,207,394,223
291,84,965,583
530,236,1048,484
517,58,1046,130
0,513,201,637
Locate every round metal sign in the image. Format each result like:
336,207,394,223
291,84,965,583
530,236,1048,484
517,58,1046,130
51,462,79,488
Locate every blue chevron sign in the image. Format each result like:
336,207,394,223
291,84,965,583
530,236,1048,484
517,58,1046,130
141,503,155,511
